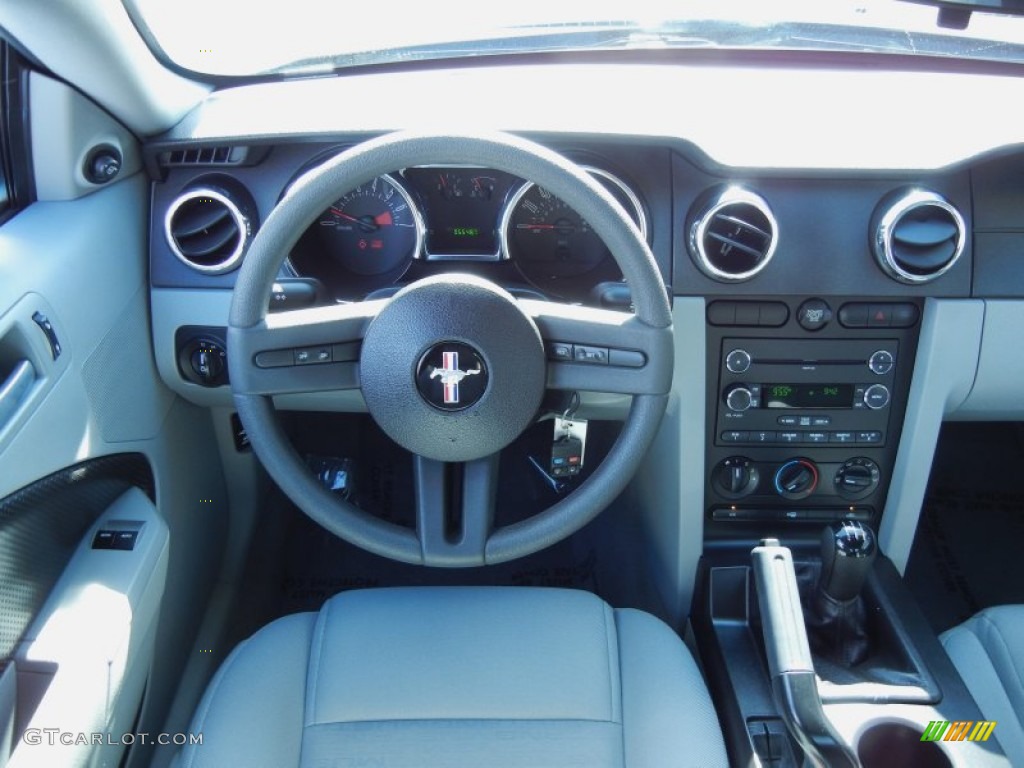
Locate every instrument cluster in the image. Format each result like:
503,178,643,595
286,163,648,304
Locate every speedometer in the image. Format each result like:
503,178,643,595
500,167,647,289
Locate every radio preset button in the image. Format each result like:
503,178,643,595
830,431,856,443
752,431,777,443
721,431,750,443
726,349,752,373
779,431,803,443
856,431,883,444
864,384,891,410
868,350,895,375
806,432,829,443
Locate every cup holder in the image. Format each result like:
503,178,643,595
857,722,952,768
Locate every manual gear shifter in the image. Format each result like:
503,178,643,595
819,519,877,602
807,520,877,666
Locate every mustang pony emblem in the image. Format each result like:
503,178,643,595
429,351,482,405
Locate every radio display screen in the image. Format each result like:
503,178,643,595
764,383,854,409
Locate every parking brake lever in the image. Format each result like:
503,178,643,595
752,538,860,768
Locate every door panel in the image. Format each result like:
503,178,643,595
0,70,228,766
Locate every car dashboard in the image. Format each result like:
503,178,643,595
147,54,1024,577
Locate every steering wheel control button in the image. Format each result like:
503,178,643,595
573,345,609,364
725,348,752,373
863,384,891,410
416,343,488,411
608,349,645,368
868,350,895,375
295,346,333,365
254,349,293,368
797,299,832,331
547,342,574,361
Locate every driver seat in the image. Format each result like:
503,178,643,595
176,587,728,767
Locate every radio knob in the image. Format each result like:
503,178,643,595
725,385,754,412
863,384,890,410
725,349,752,374
775,458,819,500
868,350,895,375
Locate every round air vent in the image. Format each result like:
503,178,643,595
689,187,778,282
165,182,255,274
871,189,965,284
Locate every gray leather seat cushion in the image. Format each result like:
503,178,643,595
178,586,728,768
941,605,1024,765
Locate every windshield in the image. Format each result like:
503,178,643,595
128,0,1024,77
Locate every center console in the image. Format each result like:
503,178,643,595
695,298,1009,766
705,297,920,538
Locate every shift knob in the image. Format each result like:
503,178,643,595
818,520,877,602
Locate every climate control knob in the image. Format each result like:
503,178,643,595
835,458,881,500
775,458,819,500
725,385,755,412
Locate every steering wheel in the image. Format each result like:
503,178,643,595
227,131,673,567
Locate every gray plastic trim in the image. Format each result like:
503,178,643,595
880,299,984,574
29,74,143,201
948,300,1024,420
630,298,706,626
4,0,207,136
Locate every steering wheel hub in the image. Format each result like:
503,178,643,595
416,341,488,411
359,274,546,463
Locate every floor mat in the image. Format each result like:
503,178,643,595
905,423,1024,634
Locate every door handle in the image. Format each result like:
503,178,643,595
0,360,36,430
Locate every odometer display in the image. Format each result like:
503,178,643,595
764,384,854,409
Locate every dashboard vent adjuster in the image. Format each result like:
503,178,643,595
689,187,778,282
164,179,257,275
871,189,966,284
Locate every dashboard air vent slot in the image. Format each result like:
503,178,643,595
165,182,256,274
162,146,247,167
872,189,966,284
689,187,778,282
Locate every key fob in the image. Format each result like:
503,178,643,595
551,435,584,477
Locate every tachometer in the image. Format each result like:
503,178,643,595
500,167,647,286
312,174,423,276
